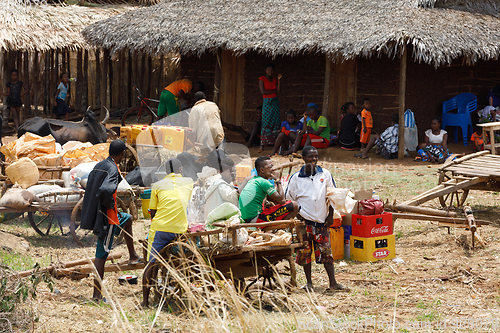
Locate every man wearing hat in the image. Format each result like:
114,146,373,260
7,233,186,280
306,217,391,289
141,158,193,308
81,140,141,302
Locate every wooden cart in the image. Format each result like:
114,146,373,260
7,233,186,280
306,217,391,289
147,220,305,306
402,151,500,208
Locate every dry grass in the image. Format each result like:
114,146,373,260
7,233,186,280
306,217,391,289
1,161,500,332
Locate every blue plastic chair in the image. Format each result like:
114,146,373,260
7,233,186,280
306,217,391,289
442,93,477,146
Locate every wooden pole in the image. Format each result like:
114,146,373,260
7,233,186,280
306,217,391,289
43,51,50,114
52,50,59,112
95,49,101,109
75,50,82,112
33,51,39,116
100,49,109,117
391,212,489,225
23,51,30,119
16,252,123,278
82,50,89,111
322,57,331,125
127,50,132,107
386,203,457,217
398,45,407,159
213,48,222,105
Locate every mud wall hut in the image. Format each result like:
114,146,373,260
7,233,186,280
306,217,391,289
83,0,500,152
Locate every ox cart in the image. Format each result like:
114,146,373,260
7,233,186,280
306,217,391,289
0,187,141,247
401,151,500,208
145,220,305,308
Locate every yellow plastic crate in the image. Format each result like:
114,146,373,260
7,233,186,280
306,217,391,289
350,234,395,262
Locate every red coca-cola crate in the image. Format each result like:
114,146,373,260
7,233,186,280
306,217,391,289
351,212,393,238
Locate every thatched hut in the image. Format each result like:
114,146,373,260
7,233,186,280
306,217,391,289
0,0,175,122
83,0,500,156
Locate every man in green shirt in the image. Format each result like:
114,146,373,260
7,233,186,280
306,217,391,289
239,156,299,223
284,103,331,156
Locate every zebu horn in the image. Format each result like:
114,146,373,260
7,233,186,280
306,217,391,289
101,106,110,124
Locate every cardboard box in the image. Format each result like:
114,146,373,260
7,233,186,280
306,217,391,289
350,234,395,262
235,164,252,186
342,189,373,226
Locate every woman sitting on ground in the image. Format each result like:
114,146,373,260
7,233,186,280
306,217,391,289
337,102,360,150
416,117,448,163
269,109,303,156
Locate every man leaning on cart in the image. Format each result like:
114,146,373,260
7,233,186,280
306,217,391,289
141,158,194,308
80,140,141,302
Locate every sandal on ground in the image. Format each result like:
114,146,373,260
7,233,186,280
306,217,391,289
257,147,264,153
354,153,366,158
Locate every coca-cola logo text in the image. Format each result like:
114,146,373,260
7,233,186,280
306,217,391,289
373,249,390,259
371,225,389,234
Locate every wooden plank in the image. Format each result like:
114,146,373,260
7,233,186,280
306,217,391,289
82,50,88,111
100,49,109,115
235,54,245,126
392,213,490,225
43,51,50,114
401,184,445,205
322,58,331,123
95,49,101,109
398,45,407,159
23,51,30,118
406,177,486,206
75,50,82,112
213,48,221,105
446,167,500,177
33,51,38,116
440,150,490,171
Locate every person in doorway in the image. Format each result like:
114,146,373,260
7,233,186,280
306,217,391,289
269,109,304,156
80,140,141,302
286,146,348,292
188,91,224,149
488,85,500,108
283,103,330,156
337,102,360,150
355,114,399,159
360,98,373,149
239,156,298,223
142,158,193,308
2,69,28,130
158,79,198,117
258,63,282,152
52,72,71,121
222,106,262,148
416,117,449,163
204,157,239,220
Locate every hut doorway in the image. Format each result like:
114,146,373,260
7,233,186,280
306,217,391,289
219,51,245,126
324,59,357,129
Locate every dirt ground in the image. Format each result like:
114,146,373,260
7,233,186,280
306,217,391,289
1,142,500,332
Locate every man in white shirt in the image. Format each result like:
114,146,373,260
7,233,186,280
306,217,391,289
286,146,348,292
188,92,224,149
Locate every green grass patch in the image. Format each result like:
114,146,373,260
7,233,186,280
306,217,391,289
0,249,51,271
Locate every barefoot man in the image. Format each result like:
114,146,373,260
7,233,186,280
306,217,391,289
81,140,141,302
285,146,348,292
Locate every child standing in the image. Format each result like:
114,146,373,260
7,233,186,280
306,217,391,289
53,72,71,121
2,69,28,130
269,109,303,156
360,98,373,149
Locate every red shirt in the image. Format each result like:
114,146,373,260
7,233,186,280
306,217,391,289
259,76,277,99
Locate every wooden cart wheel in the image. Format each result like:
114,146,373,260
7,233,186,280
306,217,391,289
28,211,72,237
150,241,211,311
438,172,469,208
70,197,129,247
119,143,139,175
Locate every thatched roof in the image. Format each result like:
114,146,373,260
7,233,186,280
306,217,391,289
0,0,133,51
82,0,500,66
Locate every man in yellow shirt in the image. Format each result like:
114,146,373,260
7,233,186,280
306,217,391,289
141,158,193,307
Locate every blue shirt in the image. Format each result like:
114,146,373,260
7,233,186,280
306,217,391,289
57,82,68,100
281,120,303,132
